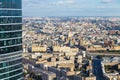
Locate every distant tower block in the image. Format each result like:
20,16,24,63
68,32,73,38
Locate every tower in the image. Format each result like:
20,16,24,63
0,0,23,79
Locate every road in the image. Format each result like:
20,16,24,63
89,53,120,57
92,58,107,80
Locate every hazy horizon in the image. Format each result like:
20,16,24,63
23,0,120,17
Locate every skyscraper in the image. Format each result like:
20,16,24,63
0,0,23,79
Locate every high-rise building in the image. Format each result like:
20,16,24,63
0,0,23,80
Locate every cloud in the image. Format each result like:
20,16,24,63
101,0,113,3
23,0,75,7
23,0,49,7
23,0,76,8
97,6,106,9
52,0,75,5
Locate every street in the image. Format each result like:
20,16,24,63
92,57,107,80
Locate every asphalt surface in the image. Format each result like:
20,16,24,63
92,58,107,80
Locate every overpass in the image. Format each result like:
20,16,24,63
88,53,120,57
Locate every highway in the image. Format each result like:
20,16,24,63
88,53,120,57
92,57,108,80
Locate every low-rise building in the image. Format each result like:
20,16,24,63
102,57,120,80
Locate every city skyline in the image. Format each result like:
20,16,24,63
23,0,120,17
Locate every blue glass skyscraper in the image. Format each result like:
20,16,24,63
0,0,23,79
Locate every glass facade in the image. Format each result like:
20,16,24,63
0,0,23,80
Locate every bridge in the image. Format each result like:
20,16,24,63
88,53,120,57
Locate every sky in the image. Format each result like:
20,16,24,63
23,0,120,17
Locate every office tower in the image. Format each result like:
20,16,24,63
0,0,23,79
